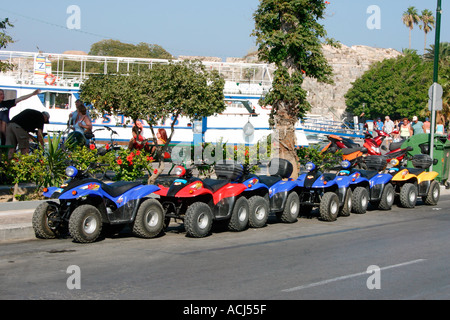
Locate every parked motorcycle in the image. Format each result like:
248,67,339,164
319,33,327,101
32,162,164,243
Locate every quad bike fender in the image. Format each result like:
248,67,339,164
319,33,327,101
171,181,214,199
213,183,247,205
114,185,160,208
349,172,370,185
269,180,297,198
242,177,269,193
369,173,393,187
43,186,60,198
57,182,107,201
391,169,417,183
332,176,351,189
311,175,339,188
417,171,439,184
154,185,169,196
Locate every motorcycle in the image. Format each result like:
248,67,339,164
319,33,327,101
155,161,249,238
32,161,164,243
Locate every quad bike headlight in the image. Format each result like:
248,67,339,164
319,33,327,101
174,166,186,177
65,166,78,178
340,160,352,169
305,162,316,172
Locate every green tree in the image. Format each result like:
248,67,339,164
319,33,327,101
252,0,333,177
345,52,433,120
419,9,435,55
402,6,420,49
89,39,173,59
80,60,225,183
0,18,14,72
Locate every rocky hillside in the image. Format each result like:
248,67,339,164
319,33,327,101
303,44,402,120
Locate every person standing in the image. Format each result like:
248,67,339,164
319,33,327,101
0,89,41,145
6,109,50,159
374,118,383,131
399,118,413,139
422,117,431,133
411,116,424,135
383,116,395,135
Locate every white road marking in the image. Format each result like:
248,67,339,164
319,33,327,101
282,259,426,292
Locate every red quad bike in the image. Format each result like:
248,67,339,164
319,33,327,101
155,161,249,238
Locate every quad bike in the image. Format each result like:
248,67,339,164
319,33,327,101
32,162,164,243
387,153,440,208
296,161,355,221
237,158,300,227
342,155,396,212
155,161,249,238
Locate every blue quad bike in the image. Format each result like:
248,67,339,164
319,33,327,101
296,160,363,221
236,158,300,227
32,162,164,243
339,156,395,212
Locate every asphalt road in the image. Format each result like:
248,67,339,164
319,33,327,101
1,194,450,303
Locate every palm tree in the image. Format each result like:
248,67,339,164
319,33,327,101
419,9,435,54
402,6,420,49
424,42,450,63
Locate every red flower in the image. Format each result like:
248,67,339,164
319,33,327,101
147,156,154,162
89,144,96,150
153,169,158,174
136,150,140,156
105,144,110,150
117,159,123,165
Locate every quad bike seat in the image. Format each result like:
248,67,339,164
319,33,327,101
258,175,283,188
202,179,230,193
102,181,142,198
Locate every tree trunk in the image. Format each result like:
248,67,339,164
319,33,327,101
272,102,300,178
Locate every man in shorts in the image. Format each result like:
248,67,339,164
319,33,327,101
0,89,41,145
6,109,50,159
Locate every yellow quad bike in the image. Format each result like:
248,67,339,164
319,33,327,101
388,154,440,208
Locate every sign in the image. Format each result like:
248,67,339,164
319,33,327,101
428,83,443,111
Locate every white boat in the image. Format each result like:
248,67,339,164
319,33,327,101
0,50,359,149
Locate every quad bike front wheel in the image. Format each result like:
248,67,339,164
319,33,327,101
248,195,269,228
69,204,103,243
423,180,440,206
399,183,417,208
352,186,369,214
228,196,250,231
184,202,213,238
320,192,339,222
132,199,165,238
32,201,65,239
277,192,300,223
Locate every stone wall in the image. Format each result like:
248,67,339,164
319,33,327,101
303,44,402,120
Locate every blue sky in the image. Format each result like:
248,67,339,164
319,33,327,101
2,0,449,60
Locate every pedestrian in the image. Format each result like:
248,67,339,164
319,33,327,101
375,118,383,131
6,109,50,159
128,121,145,151
0,89,41,145
399,118,413,139
436,119,445,135
411,116,424,135
422,117,431,133
383,116,395,135
68,100,92,134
